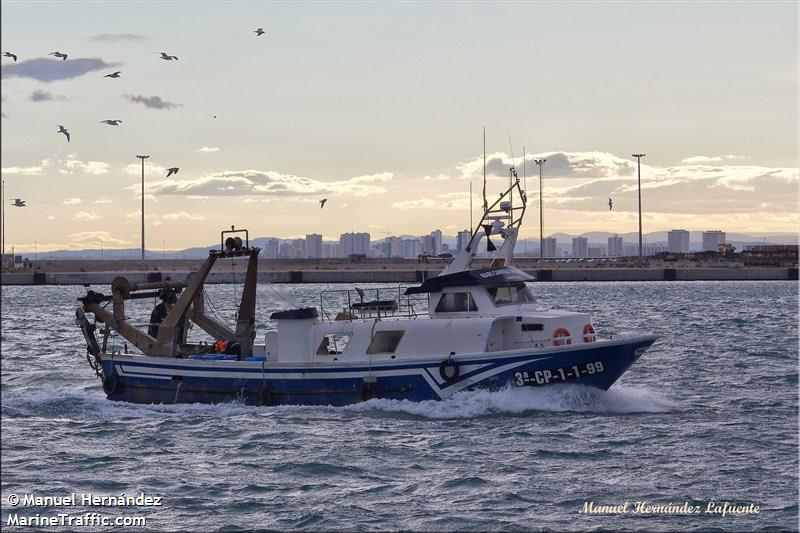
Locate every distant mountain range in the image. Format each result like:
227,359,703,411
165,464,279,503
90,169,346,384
19,232,798,260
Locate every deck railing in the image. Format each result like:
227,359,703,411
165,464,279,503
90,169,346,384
319,286,429,323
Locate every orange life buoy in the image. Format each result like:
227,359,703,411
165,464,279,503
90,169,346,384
583,324,596,343
553,327,572,346
213,340,227,353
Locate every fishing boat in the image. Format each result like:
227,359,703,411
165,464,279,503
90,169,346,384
75,174,656,406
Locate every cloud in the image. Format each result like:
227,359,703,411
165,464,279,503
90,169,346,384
680,155,749,164
123,162,168,176
124,94,181,110
392,192,473,210
62,155,110,175
68,231,129,247
90,33,147,42
93,198,113,204
1,159,50,175
140,170,393,198
553,163,798,215
47,215,56,220
197,146,220,153
2,57,120,82
62,198,82,205
456,151,636,181
162,211,204,221
73,211,103,220
31,89,67,102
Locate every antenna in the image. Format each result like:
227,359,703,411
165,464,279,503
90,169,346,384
482,127,487,212
469,180,473,233
522,146,527,195
508,135,515,214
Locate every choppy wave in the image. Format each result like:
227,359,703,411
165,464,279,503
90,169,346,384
1,281,797,532
346,384,678,419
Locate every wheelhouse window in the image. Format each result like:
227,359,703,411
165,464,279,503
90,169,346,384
488,284,535,306
316,334,351,355
435,292,479,313
366,330,405,354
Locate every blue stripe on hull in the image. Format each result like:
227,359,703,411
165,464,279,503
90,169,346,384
99,337,655,406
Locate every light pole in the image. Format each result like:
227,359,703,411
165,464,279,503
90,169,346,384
534,159,547,260
632,154,646,264
136,155,149,266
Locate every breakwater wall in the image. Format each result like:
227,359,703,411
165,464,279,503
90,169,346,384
1,268,796,286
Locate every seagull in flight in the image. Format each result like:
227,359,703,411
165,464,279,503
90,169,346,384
166,167,179,178
319,198,327,209
49,51,68,60
159,52,178,61
3,52,17,62
11,198,26,207
104,71,121,78
608,198,613,210
57,125,70,142
100,119,122,126
254,28,265,36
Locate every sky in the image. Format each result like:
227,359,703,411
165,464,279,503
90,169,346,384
1,1,798,253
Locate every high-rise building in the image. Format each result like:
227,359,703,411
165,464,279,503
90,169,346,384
644,243,668,256
323,242,342,258
431,229,443,255
305,234,323,258
290,239,305,259
667,229,690,253
278,242,291,258
542,237,557,258
402,239,420,259
572,236,588,258
419,235,434,254
608,235,623,257
702,230,726,252
265,238,280,259
456,230,472,252
388,237,402,258
340,232,370,256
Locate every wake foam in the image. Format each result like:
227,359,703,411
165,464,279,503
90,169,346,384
344,384,678,419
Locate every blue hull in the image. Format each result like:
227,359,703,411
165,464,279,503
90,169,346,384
98,336,656,406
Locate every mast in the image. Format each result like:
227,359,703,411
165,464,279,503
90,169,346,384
482,127,487,212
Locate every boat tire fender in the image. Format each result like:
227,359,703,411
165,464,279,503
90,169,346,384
257,387,273,407
102,374,119,396
439,358,460,381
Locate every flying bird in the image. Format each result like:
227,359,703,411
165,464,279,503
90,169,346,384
159,52,178,61
104,71,121,78
3,52,17,62
49,51,68,60
11,198,26,207
319,198,327,209
166,167,179,178
254,28,265,36
57,125,70,142
100,120,122,126
608,198,613,210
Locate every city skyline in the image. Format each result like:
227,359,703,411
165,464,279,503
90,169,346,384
1,2,798,253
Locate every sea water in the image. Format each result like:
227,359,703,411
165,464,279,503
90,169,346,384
1,281,797,531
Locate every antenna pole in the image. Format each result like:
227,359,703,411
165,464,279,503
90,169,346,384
136,154,150,267
534,159,547,260
632,153,646,265
482,127,487,212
